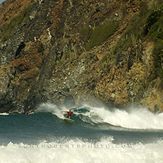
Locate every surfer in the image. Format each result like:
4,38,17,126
65,109,73,119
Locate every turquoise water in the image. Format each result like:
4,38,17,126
0,104,163,163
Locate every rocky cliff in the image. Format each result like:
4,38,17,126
0,0,163,113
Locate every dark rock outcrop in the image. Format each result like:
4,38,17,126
0,0,163,112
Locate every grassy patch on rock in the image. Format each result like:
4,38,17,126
147,5,163,81
153,39,163,79
86,19,119,50
0,4,33,42
114,3,163,68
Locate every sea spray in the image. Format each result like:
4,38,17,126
37,103,66,119
87,105,163,129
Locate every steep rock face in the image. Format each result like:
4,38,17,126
0,0,163,112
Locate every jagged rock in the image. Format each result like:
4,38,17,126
0,0,163,112
0,65,11,98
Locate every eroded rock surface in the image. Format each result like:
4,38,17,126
0,0,163,112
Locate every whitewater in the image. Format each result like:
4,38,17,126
0,103,163,163
0,138,163,163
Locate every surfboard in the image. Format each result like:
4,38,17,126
63,117,74,123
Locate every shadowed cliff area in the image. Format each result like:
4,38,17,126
0,0,163,113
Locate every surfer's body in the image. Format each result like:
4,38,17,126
65,110,74,119
63,107,90,123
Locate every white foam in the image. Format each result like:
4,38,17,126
0,138,163,163
87,105,163,129
0,113,9,116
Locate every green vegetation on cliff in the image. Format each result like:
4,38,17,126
147,6,163,81
0,4,33,41
86,19,119,50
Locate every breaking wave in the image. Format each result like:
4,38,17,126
37,103,163,130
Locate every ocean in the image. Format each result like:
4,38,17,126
0,103,163,163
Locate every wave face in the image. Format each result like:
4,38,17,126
0,138,163,163
38,103,163,130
